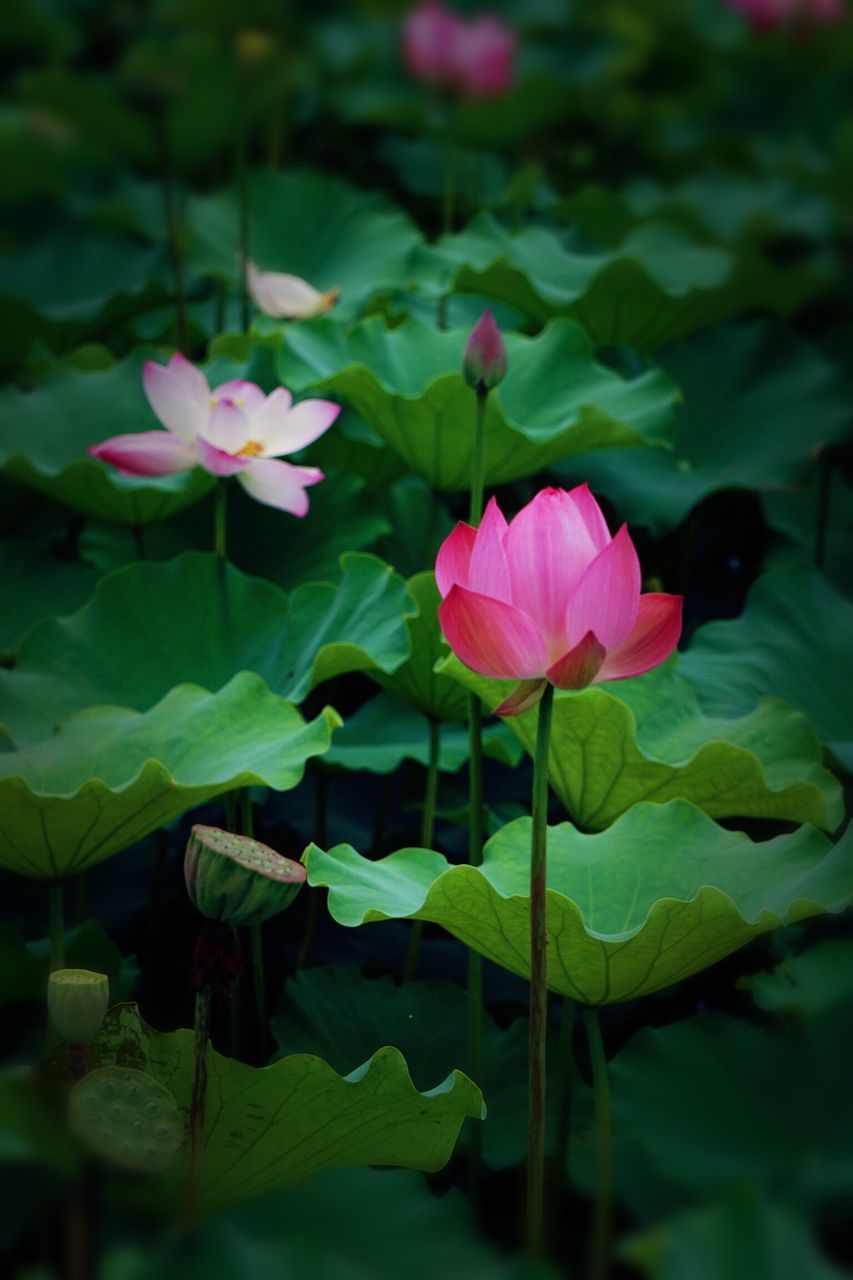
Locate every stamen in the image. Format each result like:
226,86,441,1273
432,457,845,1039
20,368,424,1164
235,440,264,458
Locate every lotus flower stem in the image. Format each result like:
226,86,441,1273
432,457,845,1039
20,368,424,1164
186,983,211,1225
49,883,65,972
526,681,554,1256
236,123,251,332
437,125,457,329
296,766,330,970
553,996,576,1205
466,382,489,1187
155,111,188,355
213,481,228,558
815,451,831,570
238,789,269,1058
582,1004,612,1280
403,718,442,982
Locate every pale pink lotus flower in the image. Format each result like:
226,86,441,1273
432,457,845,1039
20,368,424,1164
89,353,340,516
727,0,845,28
436,486,683,716
403,1,515,99
246,260,340,321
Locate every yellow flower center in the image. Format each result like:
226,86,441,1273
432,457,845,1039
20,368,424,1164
235,440,264,458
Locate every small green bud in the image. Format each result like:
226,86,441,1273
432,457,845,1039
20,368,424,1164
47,969,110,1045
184,824,306,928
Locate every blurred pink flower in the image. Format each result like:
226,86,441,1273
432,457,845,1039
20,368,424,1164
89,353,340,516
436,486,683,716
727,0,845,28
246,261,340,320
403,1,515,99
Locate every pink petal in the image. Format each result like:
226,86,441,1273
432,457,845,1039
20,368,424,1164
210,379,267,413
467,497,511,602
142,354,209,442
88,432,197,477
546,631,606,691
438,584,547,680
403,1,464,88
435,522,477,598
237,458,324,516
494,678,547,717
564,524,641,651
251,392,340,457
504,488,600,661
595,593,683,683
564,483,611,553
196,436,251,477
202,399,252,455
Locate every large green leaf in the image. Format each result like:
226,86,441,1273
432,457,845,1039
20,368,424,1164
681,559,853,771
62,1004,483,1218
101,1167,548,1280
304,802,853,1004
557,322,851,531
0,551,413,743
0,354,215,524
0,673,339,879
273,966,582,1171
414,215,810,350
0,523,98,659
372,573,467,721
186,170,422,321
623,1192,847,1280
739,939,853,1020
277,315,678,491
441,656,841,831
577,997,853,1220
323,691,521,775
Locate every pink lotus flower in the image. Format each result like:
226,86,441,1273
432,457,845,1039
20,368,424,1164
436,486,683,716
246,261,340,320
403,1,515,99
89,353,340,516
727,0,845,28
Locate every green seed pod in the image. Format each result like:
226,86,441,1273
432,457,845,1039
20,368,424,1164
47,969,110,1045
184,824,306,928
69,1067,183,1174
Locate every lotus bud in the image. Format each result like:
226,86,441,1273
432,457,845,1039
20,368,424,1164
184,824,306,928
47,969,110,1046
462,309,508,392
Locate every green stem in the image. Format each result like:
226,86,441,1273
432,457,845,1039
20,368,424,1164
186,984,211,1225
214,482,228,559
526,682,555,1257
157,112,188,355
466,382,489,1190
236,114,251,332
403,719,442,982
296,767,329,971
49,883,65,972
238,790,267,1058
583,1004,612,1280
469,387,488,526
436,132,456,329
553,996,576,1205
815,451,831,570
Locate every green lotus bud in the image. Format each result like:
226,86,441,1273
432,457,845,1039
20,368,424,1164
184,824,306,928
47,969,110,1045
69,1066,183,1174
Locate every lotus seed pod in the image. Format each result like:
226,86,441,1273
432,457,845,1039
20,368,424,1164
69,1067,183,1174
47,969,110,1045
184,824,306,928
